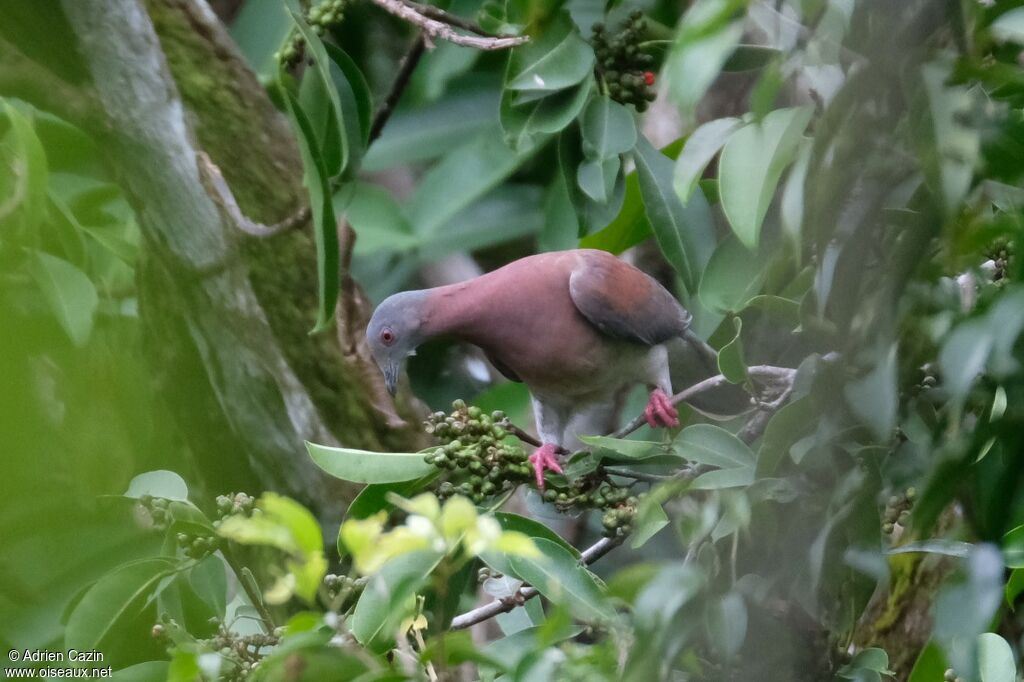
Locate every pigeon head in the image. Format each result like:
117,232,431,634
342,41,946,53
366,290,430,396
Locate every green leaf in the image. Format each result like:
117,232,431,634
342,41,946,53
351,550,442,648
843,343,898,441
123,470,189,501
407,132,538,235
343,182,417,256
1005,568,1024,607
494,513,581,558
345,474,440,522
500,80,591,150
286,4,347,174
691,466,755,490
633,135,715,293
939,318,992,403
1,102,48,231
540,171,579,252
576,156,619,204
631,499,669,549
674,424,755,469
65,558,177,651
280,85,340,333
509,538,613,621
718,106,813,248
992,7,1024,44
580,97,637,159
1002,525,1024,568
717,317,747,384
506,15,594,92
189,555,227,618
920,61,980,215
579,435,672,461
307,443,435,483
978,632,1016,682
908,642,948,682
323,43,373,145
666,0,744,113
698,236,764,313
756,397,815,477
109,662,170,682
705,591,747,658
26,250,98,347
673,117,740,203
780,139,811,250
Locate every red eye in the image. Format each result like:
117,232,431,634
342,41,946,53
380,329,395,346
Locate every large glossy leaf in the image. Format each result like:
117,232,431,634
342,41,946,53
307,443,435,483
123,470,189,501
351,550,442,647
506,15,594,92
673,117,741,203
286,5,347,175
580,97,637,159
666,0,745,113
280,86,339,333
579,435,673,461
407,132,537,234
674,425,755,468
539,171,579,251
978,632,1017,682
717,317,747,384
509,539,613,621
576,156,619,204
26,250,98,347
65,558,177,651
500,80,591,150
844,343,898,441
718,106,812,248
633,136,715,292
1,102,48,231
698,236,764,313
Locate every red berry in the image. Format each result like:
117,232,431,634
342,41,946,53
643,71,655,86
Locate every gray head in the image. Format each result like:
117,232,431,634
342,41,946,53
366,290,431,396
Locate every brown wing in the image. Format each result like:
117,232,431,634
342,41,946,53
568,250,691,346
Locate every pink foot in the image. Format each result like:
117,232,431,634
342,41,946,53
528,443,564,490
644,389,680,428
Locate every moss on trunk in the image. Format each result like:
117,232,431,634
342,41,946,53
145,0,424,454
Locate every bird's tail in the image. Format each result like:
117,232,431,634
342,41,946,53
666,330,753,419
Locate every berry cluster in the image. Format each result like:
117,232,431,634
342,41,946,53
137,495,170,531
276,0,348,67
214,492,256,521
323,573,367,601
423,400,534,504
987,237,1015,284
154,616,279,682
542,480,637,537
591,11,657,112
882,487,916,536
176,532,219,560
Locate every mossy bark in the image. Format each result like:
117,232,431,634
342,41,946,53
146,0,424,455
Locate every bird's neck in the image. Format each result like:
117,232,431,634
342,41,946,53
421,281,496,346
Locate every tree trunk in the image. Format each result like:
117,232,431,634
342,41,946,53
58,0,425,517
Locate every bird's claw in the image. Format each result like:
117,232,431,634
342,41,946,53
528,443,563,490
644,388,680,428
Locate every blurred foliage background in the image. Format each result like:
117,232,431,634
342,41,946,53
3,0,1024,680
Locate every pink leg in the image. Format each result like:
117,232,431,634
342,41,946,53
644,388,680,428
528,443,564,490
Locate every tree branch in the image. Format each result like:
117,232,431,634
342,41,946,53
368,33,427,143
609,364,796,440
450,537,621,630
368,0,528,50
398,0,503,37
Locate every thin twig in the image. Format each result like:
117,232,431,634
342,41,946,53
450,537,621,630
609,364,795,440
368,0,529,50
198,152,309,237
369,34,427,143
399,0,503,37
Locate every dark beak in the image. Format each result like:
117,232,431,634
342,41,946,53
383,361,399,397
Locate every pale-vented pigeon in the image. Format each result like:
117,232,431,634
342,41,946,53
366,249,742,487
